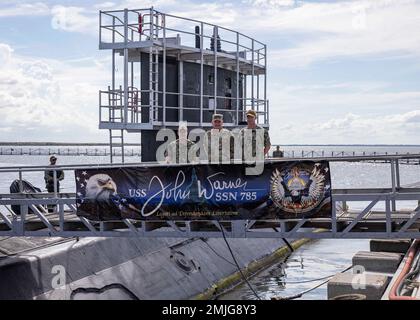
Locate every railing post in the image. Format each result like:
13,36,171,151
123,8,128,125
150,7,153,39
199,21,204,126
162,13,166,126
386,197,392,235
59,203,64,232
99,11,102,44
99,90,102,124
18,170,23,193
14,203,27,236
179,60,183,121
53,170,58,199
236,32,239,125
332,199,337,235
213,26,218,113
251,39,254,110
342,200,347,212
264,44,267,125
390,159,396,212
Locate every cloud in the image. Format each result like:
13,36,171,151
265,0,420,67
4,0,418,68
267,78,420,144
50,5,97,35
0,42,108,142
118,0,420,68
324,110,420,136
275,87,420,113
1,0,419,145
246,0,297,8
0,2,50,17
0,43,13,66
0,2,99,36
94,2,117,9
271,109,420,144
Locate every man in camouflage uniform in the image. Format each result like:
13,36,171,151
165,122,197,164
241,109,271,161
204,114,234,163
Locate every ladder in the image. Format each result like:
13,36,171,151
128,86,139,123
149,46,159,123
107,86,125,163
108,85,123,123
109,129,125,163
148,11,161,123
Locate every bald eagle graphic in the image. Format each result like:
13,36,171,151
85,174,118,202
84,173,141,219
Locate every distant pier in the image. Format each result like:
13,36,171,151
271,145,420,165
0,147,140,157
0,143,419,164
0,142,140,157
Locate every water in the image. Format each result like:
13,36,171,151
219,239,369,300
0,154,140,193
1,145,419,299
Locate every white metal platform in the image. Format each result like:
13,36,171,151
98,7,268,137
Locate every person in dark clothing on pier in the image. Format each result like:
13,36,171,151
272,145,284,158
44,156,64,193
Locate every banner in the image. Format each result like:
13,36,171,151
75,161,331,221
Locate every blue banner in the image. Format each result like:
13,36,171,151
75,161,331,221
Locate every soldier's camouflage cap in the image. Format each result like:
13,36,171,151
246,109,257,118
212,113,223,120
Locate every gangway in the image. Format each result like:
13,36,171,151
1,155,420,239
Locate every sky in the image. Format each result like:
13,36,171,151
0,0,419,144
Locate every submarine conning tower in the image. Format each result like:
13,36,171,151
99,7,268,162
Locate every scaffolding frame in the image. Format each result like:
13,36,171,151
98,7,268,163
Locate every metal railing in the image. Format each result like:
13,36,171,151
99,89,267,127
270,147,420,164
0,155,420,238
99,8,266,66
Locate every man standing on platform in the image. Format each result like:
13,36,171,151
165,122,197,164
44,155,64,212
241,109,271,162
205,114,234,163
